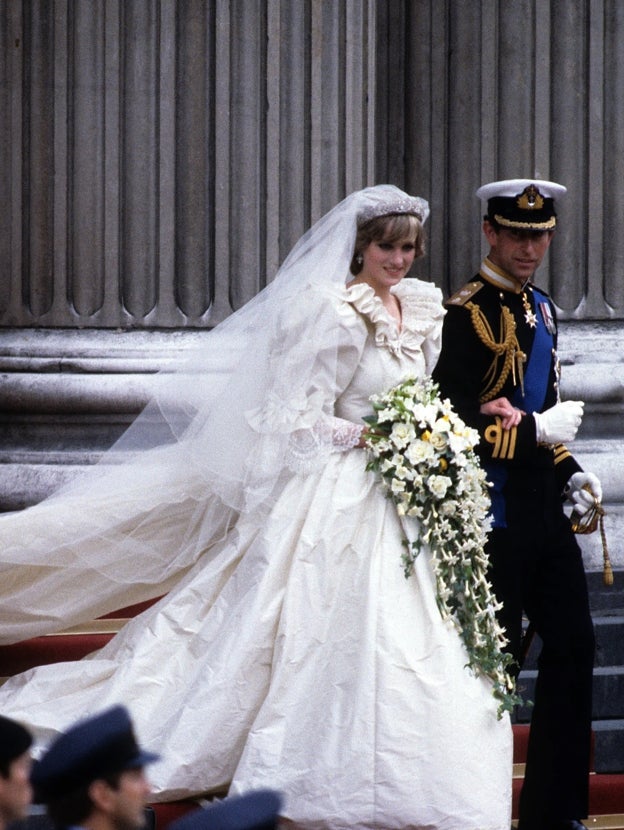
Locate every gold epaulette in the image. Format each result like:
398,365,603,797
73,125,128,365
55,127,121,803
446,281,484,307
484,417,518,460
553,443,572,465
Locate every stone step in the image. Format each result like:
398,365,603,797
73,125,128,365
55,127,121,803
0,414,129,452
589,571,624,614
593,667,624,721
516,666,624,774
0,412,174,453
516,666,624,722
0,461,94,511
595,617,624,667
594,720,624,774
522,614,624,670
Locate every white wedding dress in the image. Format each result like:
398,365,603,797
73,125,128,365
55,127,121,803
0,279,512,830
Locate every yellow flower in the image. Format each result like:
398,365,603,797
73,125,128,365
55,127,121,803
421,430,431,441
439,458,448,471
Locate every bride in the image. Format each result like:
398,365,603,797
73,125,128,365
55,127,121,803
0,185,512,830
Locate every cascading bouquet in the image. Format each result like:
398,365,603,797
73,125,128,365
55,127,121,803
363,375,520,716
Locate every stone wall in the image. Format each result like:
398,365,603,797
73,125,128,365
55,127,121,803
1,0,623,572
558,321,624,572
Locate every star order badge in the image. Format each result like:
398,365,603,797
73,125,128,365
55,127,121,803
524,308,537,327
521,292,537,328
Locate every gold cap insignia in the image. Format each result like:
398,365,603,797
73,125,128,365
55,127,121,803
516,185,544,211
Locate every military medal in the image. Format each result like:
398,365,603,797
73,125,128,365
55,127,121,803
539,301,556,334
521,291,537,328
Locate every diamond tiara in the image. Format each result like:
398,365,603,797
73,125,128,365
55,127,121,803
357,195,429,225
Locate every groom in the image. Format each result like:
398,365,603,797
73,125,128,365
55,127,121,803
433,178,599,830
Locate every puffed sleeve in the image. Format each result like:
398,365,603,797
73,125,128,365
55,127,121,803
245,284,369,473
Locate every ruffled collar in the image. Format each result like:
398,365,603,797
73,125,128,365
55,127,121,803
344,279,444,357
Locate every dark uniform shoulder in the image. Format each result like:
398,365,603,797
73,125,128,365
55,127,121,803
445,279,484,307
529,281,552,300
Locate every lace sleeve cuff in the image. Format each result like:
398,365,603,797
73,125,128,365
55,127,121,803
331,417,364,450
286,415,363,474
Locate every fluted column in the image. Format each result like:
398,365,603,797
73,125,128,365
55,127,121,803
0,0,376,328
376,0,624,319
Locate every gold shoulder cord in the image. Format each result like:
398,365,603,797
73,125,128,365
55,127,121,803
464,295,614,585
465,301,527,403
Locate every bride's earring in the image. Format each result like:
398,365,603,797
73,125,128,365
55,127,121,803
356,254,363,265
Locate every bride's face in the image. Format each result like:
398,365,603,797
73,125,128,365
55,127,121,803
360,234,417,292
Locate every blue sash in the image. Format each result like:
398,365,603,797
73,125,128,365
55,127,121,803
512,287,554,412
487,287,554,527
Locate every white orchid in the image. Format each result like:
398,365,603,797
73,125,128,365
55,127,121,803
390,478,406,495
393,462,411,480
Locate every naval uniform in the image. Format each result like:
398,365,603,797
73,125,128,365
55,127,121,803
432,258,595,830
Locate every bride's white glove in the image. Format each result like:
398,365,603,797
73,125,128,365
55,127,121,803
566,471,603,517
533,400,584,444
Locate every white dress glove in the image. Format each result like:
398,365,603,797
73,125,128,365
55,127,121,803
533,400,584,444
566,471,603,516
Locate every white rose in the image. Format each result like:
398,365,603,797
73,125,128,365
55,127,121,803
429,430,448,451
427,474,452,499
404,440,436,465
390,421,416,449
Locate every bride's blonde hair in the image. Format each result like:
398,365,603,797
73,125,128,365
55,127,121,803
350,213,425,275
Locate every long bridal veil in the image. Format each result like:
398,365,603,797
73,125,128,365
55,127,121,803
0,185,430,644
